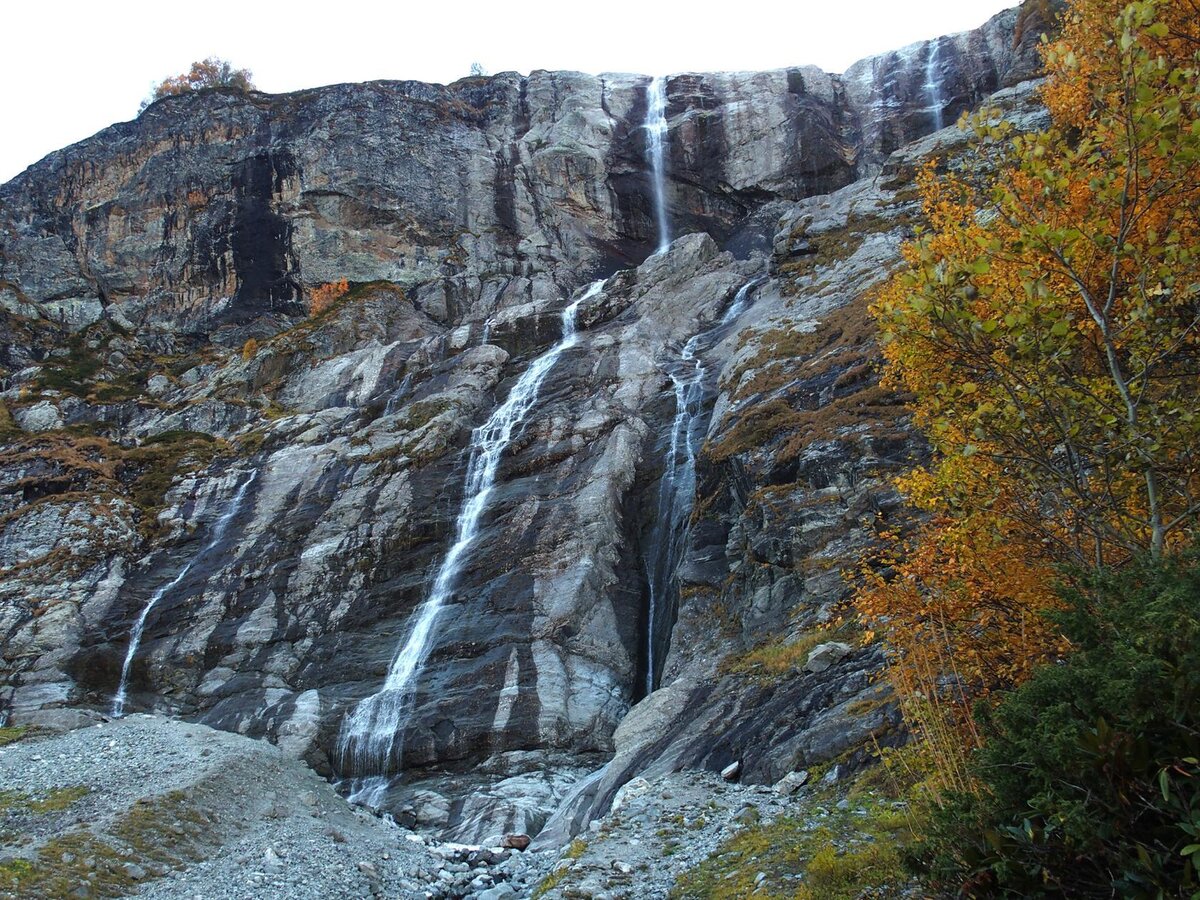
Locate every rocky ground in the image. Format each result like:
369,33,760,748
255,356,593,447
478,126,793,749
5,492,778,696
532,770,797,899
0,718,560,899
1,717,920,899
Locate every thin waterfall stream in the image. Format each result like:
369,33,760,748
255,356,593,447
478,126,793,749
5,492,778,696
336,279,605,798
645,75,671,254
643,277,764,692
111,470,257,717
384,372,413,416
925,38,945,131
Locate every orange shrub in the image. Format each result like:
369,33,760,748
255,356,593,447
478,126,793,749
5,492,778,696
309,279,349,316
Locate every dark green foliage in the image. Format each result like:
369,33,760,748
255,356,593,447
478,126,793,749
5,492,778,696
919,552,1200,897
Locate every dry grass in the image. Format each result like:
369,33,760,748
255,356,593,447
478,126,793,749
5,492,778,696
708,294,910,463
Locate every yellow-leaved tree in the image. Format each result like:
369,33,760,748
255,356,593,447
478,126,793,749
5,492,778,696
857,0,1200,790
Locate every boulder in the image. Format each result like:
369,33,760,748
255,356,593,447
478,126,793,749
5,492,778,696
773,770,810,795
13,400,62,432
804,642,854,674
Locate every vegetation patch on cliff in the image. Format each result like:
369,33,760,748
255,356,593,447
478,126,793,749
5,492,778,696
776,211,912,292
718,628,832,682
706,288,910,464
0,430,226,548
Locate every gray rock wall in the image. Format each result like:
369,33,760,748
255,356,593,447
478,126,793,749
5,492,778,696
0,4,1049,845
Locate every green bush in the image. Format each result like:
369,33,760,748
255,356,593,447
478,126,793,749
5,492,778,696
919,552,1200,897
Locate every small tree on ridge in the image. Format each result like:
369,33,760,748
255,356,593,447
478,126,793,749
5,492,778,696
140,57,255,112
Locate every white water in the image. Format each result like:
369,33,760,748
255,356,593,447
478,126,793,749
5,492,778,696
925,39,945,131
337,279,605,781
111,470,257,717
342,775,392,808
645,76,671,254
643,278,763,692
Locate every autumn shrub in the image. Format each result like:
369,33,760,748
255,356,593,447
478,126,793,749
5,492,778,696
140,57,254,111
309,279,350,316
140,56,253,110
917,551,1200,897
856,458,1066,799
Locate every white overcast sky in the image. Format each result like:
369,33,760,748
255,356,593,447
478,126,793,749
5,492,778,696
0,0,1015,184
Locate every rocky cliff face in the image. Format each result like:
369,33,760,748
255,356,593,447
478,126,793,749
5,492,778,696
0,5,1047,848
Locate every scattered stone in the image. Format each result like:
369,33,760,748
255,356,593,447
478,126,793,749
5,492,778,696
611,776,652,814
720,761,741,782
501,833,531,851
734,805,761,825
146,374,172,397
773,770,810,795
804,642,854,673
0,716,540,900
13,400,62,432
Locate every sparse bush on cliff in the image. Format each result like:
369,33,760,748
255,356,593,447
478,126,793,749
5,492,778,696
309,279,350,316
140,57,255,112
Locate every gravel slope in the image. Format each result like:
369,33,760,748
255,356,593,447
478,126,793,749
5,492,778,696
0,716,549,899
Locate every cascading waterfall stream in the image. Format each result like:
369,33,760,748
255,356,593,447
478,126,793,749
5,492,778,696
643,277,764,692
645,75,671,254
336,279,605,792
925,38,945,131
111,470,257,717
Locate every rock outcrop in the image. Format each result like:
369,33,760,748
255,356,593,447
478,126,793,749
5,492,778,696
0,3,1049,848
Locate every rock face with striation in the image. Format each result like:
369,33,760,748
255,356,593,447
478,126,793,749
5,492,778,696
0,4,1048,846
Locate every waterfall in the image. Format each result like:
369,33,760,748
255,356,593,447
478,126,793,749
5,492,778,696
644,337,704,693
384,372,413,417
925,38,945,132
643,277,764,692
645,76,671,254
111,470,257,717
336,279,605,787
